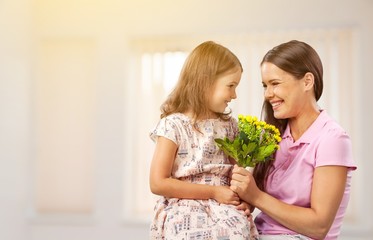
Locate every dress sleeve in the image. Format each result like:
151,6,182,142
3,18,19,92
149,117,180,145
315,127,357,170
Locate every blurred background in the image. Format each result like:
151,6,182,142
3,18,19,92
1,0,372,239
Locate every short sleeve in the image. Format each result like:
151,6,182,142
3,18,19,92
316,127,357,170
149,117,180,145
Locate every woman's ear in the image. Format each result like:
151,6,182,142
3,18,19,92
303,72,315,91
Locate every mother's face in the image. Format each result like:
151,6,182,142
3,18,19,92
261,62,311,120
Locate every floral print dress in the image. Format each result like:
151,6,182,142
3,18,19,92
149,113,259,240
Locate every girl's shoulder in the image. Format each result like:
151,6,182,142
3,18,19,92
163,113,237,128
157,113,193,131
150,113,190,144
163,113,191,123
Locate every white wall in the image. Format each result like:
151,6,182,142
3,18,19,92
0,0,372,239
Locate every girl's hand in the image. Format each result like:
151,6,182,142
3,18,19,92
236,201,254,216
213,186,240,205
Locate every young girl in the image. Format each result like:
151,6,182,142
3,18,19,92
149,41,259,239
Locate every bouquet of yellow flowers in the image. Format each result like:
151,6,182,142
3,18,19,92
215,115,282,168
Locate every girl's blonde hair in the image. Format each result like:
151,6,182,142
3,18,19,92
160,41,242,122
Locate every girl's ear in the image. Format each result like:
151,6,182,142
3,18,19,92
303,72,314,91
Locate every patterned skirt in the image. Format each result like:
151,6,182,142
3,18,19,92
150,197,259,240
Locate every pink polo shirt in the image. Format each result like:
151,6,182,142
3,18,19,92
255,110,357,239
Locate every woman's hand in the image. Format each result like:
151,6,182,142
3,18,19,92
230,165,261,204
213,185,240,205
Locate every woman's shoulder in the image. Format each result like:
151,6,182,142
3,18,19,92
319,111,349,136
314,112,356,169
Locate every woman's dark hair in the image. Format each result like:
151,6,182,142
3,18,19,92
253,40,324,191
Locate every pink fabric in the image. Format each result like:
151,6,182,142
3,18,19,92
255,110,357,239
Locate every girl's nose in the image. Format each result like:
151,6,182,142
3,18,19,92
231,91,237,99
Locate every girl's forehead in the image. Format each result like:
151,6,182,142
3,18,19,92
215,69,241,84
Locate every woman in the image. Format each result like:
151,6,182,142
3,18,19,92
230,40,357,240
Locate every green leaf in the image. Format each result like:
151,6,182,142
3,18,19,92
256,144,276,161
244,142,257,155
232,138,241,150
239,131,248,144
214,138,238,160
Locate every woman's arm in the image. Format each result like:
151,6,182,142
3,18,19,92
150,136,240,205
231,165,348,239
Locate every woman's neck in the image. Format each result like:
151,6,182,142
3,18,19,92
289,108,320,141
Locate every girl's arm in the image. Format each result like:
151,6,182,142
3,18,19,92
231,165,348,239
150,136,240,205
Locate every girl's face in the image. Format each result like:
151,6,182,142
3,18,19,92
261,62,308,119
208,68,241,116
